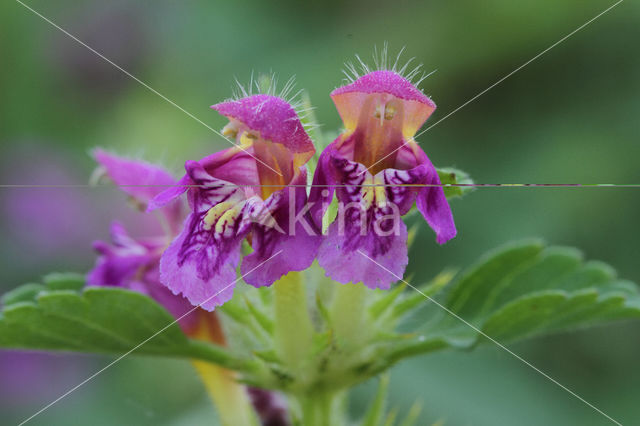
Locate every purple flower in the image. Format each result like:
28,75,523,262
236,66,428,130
150,95,320,311
310,70,456,289
88,150,197,332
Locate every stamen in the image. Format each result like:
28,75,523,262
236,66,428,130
384,105,396,120
239,131,258,149
374,102,396,124
360,175,387,209
222,122,239,139
374,106,382,118
216,208,239,237
202,201,241,236
203,202,232,230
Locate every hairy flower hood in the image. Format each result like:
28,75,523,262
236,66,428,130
332,70,436,155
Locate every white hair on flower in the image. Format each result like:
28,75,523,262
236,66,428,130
342,42,437,91
227,72,319,134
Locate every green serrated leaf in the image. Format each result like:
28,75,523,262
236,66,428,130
446,240,544,321
391,241,640,363
480,291,570,342
385,336,452,364
217,295,270,344
1,283,45,306
553,261,615,291
0,282,253,372
478,287,640,344
490,247,582,309
43,272,86,291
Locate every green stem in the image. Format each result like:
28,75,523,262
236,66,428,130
185,339,256,372
331,283,368,348
274,271,314,372
298,391,341,426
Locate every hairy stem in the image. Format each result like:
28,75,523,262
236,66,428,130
297,390,345,426
274,271,314,373
331,282,368,349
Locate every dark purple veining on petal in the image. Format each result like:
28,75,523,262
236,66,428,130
153,94,318,307
241,171,321,287
171,161,252,285
311,130,455,288
325,70,454,249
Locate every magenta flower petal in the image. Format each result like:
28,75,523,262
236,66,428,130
158,161,254,310
94,149,176,206
414,147,457,244
309,142,338,228
159,217,242,311
148,147,259,214
312,69,456,288
315,154,419,288
241,171,320,286
88,221,159,286
94,149,183,232
318,220,408,290
147,173,191,212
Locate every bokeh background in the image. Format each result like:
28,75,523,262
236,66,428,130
1,0,639,424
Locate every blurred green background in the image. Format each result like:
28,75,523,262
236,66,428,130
1,0,639,424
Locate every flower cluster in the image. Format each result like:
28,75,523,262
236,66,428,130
88,149,199,331
90,66,456,313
